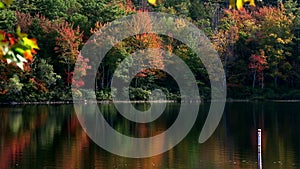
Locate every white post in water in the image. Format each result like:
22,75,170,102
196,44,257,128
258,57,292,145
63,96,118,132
258,129,262,169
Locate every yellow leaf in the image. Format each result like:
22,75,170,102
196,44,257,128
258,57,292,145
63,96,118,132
0,2,4,8
276,38,285,44
235,0,255,10
236,0,244,10
3,0,13,6
243,0,255,6
249,0,255,6
148,0,157,6
22,37,39,49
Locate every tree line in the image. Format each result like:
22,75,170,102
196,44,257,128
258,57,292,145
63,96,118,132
0,0,300,102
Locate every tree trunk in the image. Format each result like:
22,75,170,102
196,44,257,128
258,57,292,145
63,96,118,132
135,77,138,88
101,64,105,89
252,69,256,88
274,75,278,88
274,65,278,88
67,59,70,87
106,69,110,88
261,71,264,89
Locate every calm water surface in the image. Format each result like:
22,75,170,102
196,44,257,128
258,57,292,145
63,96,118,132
0,102,300,169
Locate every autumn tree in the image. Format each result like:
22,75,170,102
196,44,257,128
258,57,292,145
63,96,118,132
90,9,164,91
249,50,268,88
54,21,84,86
253,5,295,87
214,5,295,92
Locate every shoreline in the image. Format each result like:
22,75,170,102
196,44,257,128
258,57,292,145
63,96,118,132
2,99,300,105
0,100,178,105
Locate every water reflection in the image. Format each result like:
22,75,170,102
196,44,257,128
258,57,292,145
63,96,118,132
0,102,300,168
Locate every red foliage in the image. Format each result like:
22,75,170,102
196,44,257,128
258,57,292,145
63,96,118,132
15,12,33,33
249,50,268,86
54,21,83,63
29,77,48,92
249,54,267,73
54,21,88,88
65,53,91,88
136,68,156,78
118,0,136,14
15,12,91,88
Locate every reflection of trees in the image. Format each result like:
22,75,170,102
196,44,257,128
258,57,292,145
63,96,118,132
1,103,300,168
175,102,300,169
262,102,300,168
0,105,72,168
56,126,90,169
222,102,300,168
0,107,36,169
107,103,178,138
0,130,30,169
0,103,171,168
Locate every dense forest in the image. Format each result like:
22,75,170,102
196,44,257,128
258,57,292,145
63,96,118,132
0,0,300,102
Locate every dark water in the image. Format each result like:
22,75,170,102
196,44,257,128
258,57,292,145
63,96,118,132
0,102,300,169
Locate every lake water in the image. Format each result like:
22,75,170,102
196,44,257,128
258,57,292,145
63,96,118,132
0,102,300,169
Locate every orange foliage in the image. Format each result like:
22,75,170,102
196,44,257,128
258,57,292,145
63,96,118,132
118,0,136,14
29,77,48,92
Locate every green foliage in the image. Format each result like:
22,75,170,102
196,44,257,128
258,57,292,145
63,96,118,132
96,88,116,100
78,89,96,99
32,59,61,88
227,86,253,99
68,13,88,33
0,9,16,32
282,90,300,99
129,87,151,101
7,74,23,94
